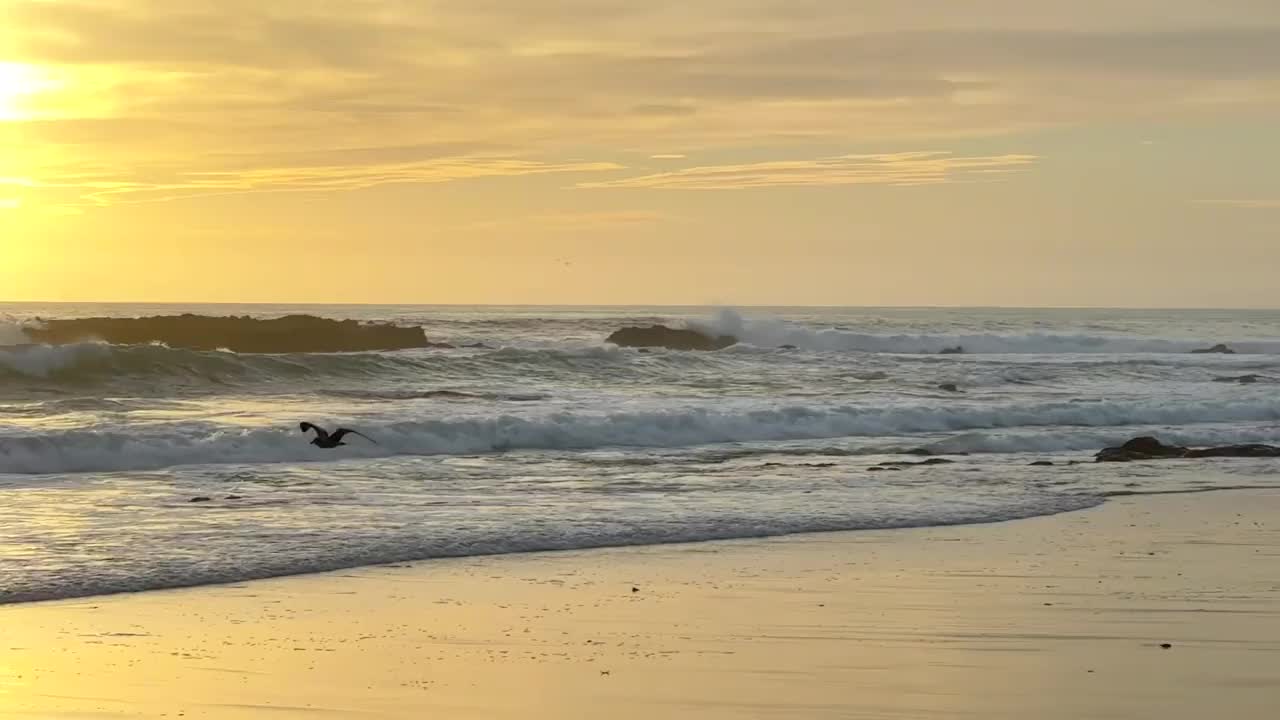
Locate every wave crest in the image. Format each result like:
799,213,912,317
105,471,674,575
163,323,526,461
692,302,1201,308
692,309,1280,354
6,396,1280,475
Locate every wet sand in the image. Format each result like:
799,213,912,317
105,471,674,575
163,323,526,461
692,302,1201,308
1,490,1277,719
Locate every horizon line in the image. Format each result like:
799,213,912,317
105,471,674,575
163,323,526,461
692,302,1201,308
1,300,1278,312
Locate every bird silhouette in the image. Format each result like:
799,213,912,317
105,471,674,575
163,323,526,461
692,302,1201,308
299,422,377,448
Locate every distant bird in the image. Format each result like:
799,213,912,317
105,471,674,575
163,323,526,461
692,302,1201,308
299,422,377,448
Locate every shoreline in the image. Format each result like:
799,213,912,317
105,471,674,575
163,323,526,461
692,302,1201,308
7,481,1275,609
2,490,1108,608
2,489,1277,718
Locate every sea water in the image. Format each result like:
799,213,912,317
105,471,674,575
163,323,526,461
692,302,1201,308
3,304,1279,603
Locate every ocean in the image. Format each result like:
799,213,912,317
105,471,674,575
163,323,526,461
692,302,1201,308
3,304,1280,604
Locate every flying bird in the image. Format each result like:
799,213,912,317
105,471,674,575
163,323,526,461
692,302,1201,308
299,422,377,448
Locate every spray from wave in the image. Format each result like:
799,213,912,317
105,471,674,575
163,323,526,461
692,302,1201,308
691,309,1280,354
6,396,1280,475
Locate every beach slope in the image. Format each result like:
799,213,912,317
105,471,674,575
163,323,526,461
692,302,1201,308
1,490,1277,719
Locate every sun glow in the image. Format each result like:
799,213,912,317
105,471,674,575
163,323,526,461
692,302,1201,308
0,63,57,121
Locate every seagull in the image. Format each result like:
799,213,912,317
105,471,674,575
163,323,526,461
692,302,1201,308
299,422,377,448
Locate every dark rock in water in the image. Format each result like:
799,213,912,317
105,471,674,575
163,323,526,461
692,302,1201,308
1160,643,1173,649
1096,436,1188,462
761,462,837,469
868,466,886,472
1122,436,1184,456
1029,461,1055,467
1097,436,1280,462
1184,444,1280,458
23,314,438,353
1213,374,1261,384
189,496,212,503
876,458,956,468
937,383,962,393
225,495,244,500
605,325,737,351
778,344,798,350
938,346,965,355
904,448,970,457
1191,343,1235,354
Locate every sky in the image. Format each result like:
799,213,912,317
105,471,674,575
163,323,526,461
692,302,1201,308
1,0,1278,307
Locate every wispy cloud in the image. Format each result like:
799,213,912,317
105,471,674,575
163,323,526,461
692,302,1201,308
462,210,673,231
578,151,1036,189
1200,199,1280,209
3,0,1277,216
2,155,622,209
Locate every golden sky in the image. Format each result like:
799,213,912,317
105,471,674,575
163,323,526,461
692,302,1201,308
2,0,1279,306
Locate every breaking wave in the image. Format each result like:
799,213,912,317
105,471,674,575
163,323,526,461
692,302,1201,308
6,397,1280,475
693,309,1280,354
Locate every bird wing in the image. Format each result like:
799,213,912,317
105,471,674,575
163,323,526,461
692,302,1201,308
332,428,377,445
299,422,325,437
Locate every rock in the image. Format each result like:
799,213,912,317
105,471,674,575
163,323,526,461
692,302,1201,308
1191,343,1235,354
1160,643,1173,649
1029,461,1055,467
937,383,962,393
904,448,970,457
189,496,212,503
23,314,437,353
1097,436,1280,462
1096,436,1189,462
778,344,798,350
605,325,737,351
225,495,244,500
1184,444,1280,458
875,458,956,468
1213,374,1261,384
938,346,965,355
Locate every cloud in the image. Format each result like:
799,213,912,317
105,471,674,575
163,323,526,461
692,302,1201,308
4,0,1279,208
578,151,1036,189
1200,199,1280,209
2,154,622,209
462,210,673,231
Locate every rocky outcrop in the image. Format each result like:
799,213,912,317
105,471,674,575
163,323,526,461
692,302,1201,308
938,346,965,355
1096,436,1280,462
1191,343,1236,354
872,458,955,469
605,325,737,351
23,314,438,353
1213,374,1261,384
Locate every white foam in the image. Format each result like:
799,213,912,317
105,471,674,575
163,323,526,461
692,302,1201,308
0,342,111,378
0,320,33,347
5,397,1280,475
692,309,1280,354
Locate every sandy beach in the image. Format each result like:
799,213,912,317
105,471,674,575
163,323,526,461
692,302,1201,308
1,488,1276,719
